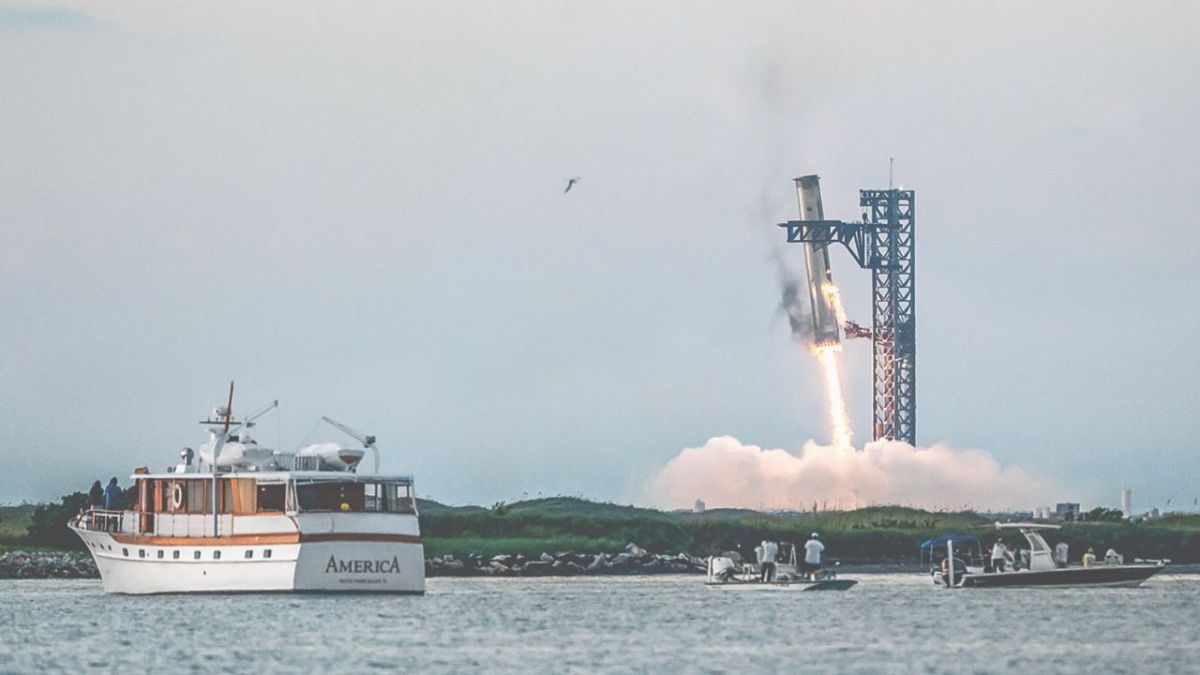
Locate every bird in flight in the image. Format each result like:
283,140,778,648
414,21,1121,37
564,177,581,194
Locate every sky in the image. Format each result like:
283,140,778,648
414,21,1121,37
1,1,1197,512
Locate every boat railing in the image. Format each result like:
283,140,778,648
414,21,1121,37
77,509,233,537
77,508,138,535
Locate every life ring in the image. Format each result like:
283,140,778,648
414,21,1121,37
171,483,184,510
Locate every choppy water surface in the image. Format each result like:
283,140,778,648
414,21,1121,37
2,574,1199,673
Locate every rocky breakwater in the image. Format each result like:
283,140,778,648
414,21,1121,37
0,550,99,579
426,543,707,577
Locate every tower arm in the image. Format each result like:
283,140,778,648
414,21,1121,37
777,220,892,269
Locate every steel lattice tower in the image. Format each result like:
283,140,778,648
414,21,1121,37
779,184,917,445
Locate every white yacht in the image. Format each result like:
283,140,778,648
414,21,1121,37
70,387,425,595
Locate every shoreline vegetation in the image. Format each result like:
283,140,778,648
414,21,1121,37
4,498,1200,580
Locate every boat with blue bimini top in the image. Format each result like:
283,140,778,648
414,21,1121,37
926,523,1166,589
69,383,425,595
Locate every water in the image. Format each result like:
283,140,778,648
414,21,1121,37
2,574,1199,673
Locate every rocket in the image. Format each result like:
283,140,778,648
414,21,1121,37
794,175,842,348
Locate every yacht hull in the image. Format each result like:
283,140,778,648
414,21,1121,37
72,527,425,595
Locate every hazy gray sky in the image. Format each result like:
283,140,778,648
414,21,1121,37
2,1,1197,511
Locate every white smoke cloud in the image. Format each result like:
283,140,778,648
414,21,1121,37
642,436,1054,512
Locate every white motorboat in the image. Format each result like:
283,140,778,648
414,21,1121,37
928,523,1166,589
70,385,425,595
705,543,856,591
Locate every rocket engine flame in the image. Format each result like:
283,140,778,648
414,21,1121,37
815,344,852,448
810,281,852,447
822,283,847,326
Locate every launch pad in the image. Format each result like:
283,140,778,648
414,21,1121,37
778,177,916,446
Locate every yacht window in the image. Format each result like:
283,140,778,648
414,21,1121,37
296,482,365,512
244,550,253,559
173,550,180,560
257,484,286,512
364,483,382,511
157,550,164,559
185,480,206,513
213,550,221,560
122,548,128,557
264,549,272,559
193,551,201,560
138,550,145,558
385,483,416,514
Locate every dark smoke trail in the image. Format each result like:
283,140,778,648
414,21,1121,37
771,248,812,344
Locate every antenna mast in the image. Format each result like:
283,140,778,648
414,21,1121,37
212,380,235,537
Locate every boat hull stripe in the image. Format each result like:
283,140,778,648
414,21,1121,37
110,533,421,546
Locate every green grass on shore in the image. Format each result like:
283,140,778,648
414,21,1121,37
0,505,36,545
9,496,1200,562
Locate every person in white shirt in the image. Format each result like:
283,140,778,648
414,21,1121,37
803,533,825,579
990,539,1008,573
1054,541,1069,568
760,540,779,582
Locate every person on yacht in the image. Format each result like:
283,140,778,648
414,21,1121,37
989,539,1008,572
87,481,104,509
103,478,123,510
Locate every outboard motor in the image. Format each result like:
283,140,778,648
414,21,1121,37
937,557,968,587
707,556,736,582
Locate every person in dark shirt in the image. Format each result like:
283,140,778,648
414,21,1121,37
88,481,104,508
103,477,123,510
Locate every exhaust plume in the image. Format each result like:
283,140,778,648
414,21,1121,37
779,276,813,342
641,436,1054,512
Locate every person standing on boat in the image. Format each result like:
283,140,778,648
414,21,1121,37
103,478,123,510
1082,547,1097,568
803,533,824,579
87,481,104,509
102,477,123,532
990,539,1008,573
1054,541,1069,568
759,540,778,582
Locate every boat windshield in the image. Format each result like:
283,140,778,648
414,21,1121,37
294,479,415,514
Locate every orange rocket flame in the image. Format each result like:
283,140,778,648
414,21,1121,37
815,344,852,448
814,282,852,448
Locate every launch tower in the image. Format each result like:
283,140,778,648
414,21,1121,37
778,177,916,445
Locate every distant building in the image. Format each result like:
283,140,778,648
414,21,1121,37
1034,506,1052,520
693,499,705,513
1144,507,1160,520
1055,503,1080,520
1121,489,1132,518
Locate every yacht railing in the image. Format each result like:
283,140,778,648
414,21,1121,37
76,509,137,534
77,508,234,537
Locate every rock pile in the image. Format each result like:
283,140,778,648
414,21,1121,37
426,543,706,577
0,550,98,579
